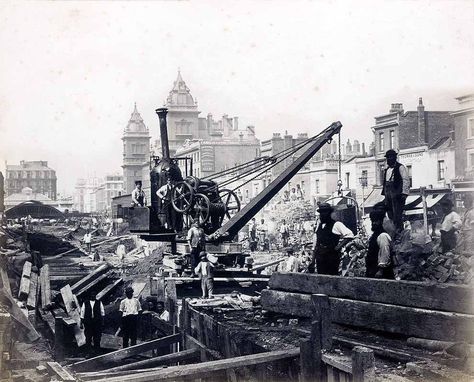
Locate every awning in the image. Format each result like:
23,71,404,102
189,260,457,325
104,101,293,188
5,201,65,220
326,190,352,206
362,187,384,208
411,193,448,209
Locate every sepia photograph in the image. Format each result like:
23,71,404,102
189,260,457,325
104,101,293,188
0,1,473,381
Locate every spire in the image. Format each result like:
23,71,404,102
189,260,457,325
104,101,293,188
166,70,197,109
124,103,147,133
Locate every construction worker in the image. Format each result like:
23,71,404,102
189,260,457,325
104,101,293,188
372,201,397,238
195,251,215,299
257,219,268,251
80,291,105,350
187,222,206,277
310,203,354,275
83,230,92,253
119,286,142,348
248,218,257,252
439,199,462,253
381,150,410,232
131,180,147,207
283,248,300,273
296,184,305,200
366,211,395,279
156,178,173,229
279,219,290,247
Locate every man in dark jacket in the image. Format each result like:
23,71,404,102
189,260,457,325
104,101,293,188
80,291,105,350
382,149,410,232
310,203,354,275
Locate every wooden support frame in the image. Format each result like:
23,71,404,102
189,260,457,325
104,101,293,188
72,333,182,372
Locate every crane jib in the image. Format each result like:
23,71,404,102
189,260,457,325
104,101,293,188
211,121,342,242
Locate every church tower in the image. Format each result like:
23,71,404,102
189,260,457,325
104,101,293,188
163,70,200,156
122,104,151,194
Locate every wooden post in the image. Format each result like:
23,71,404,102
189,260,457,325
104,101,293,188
311,319,325,381
421,187,429,235
352,346,375,382
311,294,332,350
299,339,314,382
55,314,65,361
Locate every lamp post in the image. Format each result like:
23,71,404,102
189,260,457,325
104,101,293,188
359,176,368,217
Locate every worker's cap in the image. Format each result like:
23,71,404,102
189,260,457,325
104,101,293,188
440,199,454,207
199,251,207,259
369,210,385,221
286,248,294,254
317,203,334,213
384,149,398,158
135,180,142,185
125,286,134,294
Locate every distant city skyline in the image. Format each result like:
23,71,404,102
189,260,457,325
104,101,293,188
0,1,472,194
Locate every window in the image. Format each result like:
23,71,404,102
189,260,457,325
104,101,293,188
468,149,474,167
315,179,320,194
345,172,350,189
438,160,445,181
389,130,395,149
379,132,384,152
468,118,474,139
406,165,413,187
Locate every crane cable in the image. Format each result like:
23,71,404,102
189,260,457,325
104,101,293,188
337,131,343,196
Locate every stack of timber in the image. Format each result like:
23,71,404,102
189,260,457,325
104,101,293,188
261,273,474,343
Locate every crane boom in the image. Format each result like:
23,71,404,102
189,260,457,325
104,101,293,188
210,121,342,242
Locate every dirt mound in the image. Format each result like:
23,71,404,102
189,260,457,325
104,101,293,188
127,246,165,275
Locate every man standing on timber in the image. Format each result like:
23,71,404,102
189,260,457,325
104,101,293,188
382,150,410,232
248,218,257,252
80,291,105,350
119,286,142,348
366,211,395,279
187,222,206,277
195,251,215,299
131,180,147,207
156,178,174,229
310,203,354,275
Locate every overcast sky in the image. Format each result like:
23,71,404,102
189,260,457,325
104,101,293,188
0,0,473,195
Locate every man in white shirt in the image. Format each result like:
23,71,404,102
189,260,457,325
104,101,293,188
366,211,395,279
80,291,105,350
310,203,354,275
440,199,462,253
83,230,92,253
257,219,268,251
156,178,173,229
119,286,142,348
187,222,206,276
382,150,410,232
194,251,215,299
131,180,147,207
284,248,300,273
279,220,290,247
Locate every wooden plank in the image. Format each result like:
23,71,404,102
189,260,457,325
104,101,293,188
0,265,12,295
149,312,174,335
251,257,286,272
26,272,39,309
75,271,112,297
60,284,86,347
92,348,300,382
39,265,52,309
261,290,474,342
70,263,109,294
18,261,32,300
45,361,75,382
99,348,200,373
72,333,182,372
0,290,40,342
268,273,474,314
132,281,147,298
96,278,123,301
164,277,270,283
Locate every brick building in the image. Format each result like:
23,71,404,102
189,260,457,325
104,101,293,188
5,161,57,200
372,98,454,186
451,93,474,193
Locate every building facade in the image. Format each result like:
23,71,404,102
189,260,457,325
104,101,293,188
372,98,454,186
451,94,474,193
122,104,151,194
5,161,57,200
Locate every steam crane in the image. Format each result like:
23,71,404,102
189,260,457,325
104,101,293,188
128,107,342,249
